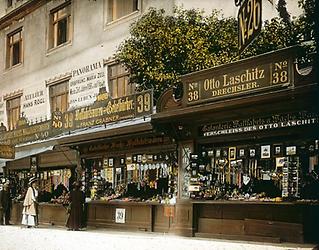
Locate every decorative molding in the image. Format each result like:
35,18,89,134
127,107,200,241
3,90,23,100
45,72,72,86
0,0,47,30
156,88,182,113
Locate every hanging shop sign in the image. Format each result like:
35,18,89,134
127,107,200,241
200,112,319,137
52,90,153,131
0,119,52,145
182,47,295,106
238,0,262,53
0,90,153,146
81,135,172,154
0,144,15,159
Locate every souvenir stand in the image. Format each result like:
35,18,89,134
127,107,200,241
59,119,178,233
56,90,179,233
6,144,77,226
152,47,319,243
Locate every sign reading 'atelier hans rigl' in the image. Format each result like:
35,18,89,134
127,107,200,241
184,53,293,106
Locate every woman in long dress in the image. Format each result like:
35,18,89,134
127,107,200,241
21,177,38,228
66,182,85,230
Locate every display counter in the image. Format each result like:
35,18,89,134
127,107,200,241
87,200,176,233
10,202,68,226
192,200,319,243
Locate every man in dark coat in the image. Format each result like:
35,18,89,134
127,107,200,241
0,183,12,225
66,182,85,230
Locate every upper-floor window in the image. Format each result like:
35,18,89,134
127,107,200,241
107,0,139,23
49,2,71,49
6,28,23,68
7,0,13,8
49,81,69,113
108,63,135,98
6,96,21,131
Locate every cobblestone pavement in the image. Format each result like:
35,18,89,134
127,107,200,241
0,225,317,250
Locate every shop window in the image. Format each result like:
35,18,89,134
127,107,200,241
49,2,71,49
6,96,21,131
108,63,135,98
107,0,139,23
49,81,69,113
83,152,178,202
6,28,23,68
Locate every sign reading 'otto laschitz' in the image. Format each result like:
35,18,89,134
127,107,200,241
182,48,294,106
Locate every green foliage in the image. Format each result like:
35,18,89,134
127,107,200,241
116,8,238,101
115,3,316,101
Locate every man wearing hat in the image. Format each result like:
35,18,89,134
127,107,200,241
0,182,12,225
21,177,39,227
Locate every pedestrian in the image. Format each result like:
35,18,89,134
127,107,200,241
0,182,12,225
21,177,39,228
66,181,85,231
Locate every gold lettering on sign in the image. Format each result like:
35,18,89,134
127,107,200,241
271,60,288,85
75,97,134,121
187,82,199,102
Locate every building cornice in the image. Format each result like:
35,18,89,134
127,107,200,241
0,0,47,30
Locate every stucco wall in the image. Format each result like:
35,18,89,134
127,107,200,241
0,0,304,127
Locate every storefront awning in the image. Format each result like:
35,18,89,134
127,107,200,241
14,145,55,160
0,160,5,172
2,140,57,163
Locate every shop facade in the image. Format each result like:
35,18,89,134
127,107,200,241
59,123,178,232
152,46,319,243
6,143,78,226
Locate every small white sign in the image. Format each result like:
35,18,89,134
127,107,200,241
115,208,125,224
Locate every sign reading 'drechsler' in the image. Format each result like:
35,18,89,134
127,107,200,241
69,61,106,110
182,47,295,106
200,112,319,137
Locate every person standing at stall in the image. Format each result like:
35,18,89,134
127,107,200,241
0,182,12,225
66,182,85,231
21,177,39,228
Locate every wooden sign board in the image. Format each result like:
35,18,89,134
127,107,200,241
238,0,262,53
0,144,15,159
182,47,296,106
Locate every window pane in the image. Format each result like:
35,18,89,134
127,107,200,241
12,32,21,42
50,4,70,49
57,18,68,45
12,42,20,65
118,77,125,97
109,0,138,22
6,97,20,130
7,30,22,68
111,79,118,98
61,94,68,112
50,81,69,113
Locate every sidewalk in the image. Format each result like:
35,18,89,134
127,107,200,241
0,225,317,250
